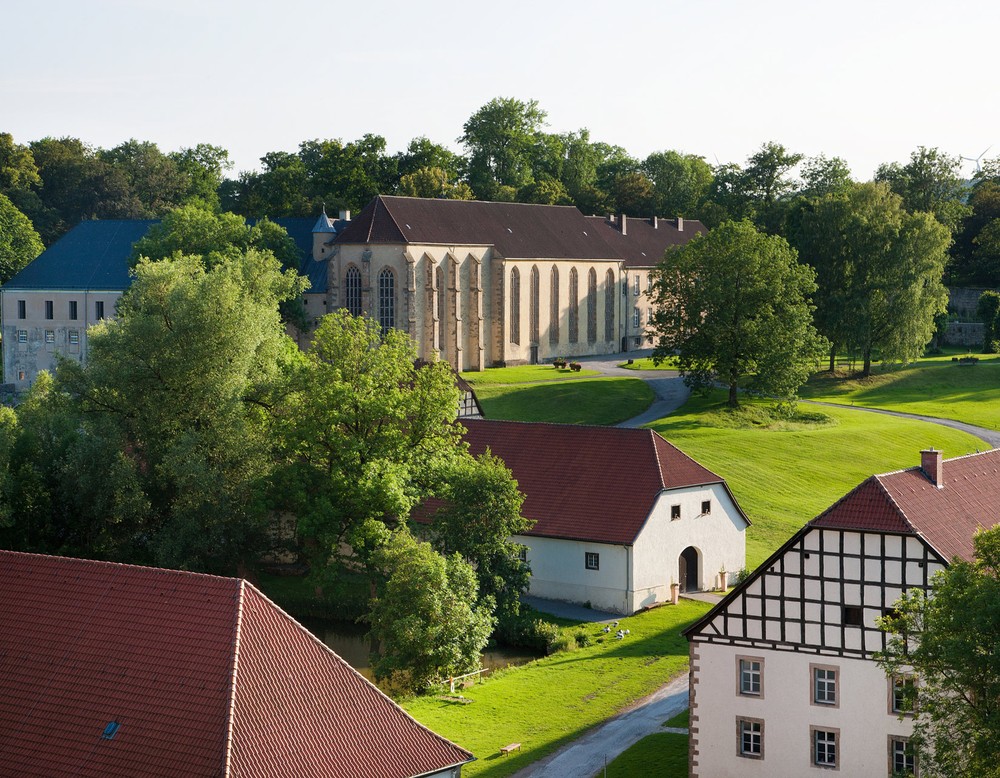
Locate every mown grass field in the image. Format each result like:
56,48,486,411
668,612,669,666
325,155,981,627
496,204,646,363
801,351,1000,430
619,356,679,370
460,364,601,384
403,599,710,778
648,393,984,568
605,732,687,777
471,377,654,425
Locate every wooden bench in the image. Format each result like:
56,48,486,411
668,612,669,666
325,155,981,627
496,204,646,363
499,743,521,756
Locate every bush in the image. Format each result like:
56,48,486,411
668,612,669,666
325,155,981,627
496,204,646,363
550,634,577,653
553,358,567,369
574,630,592,647
735,567,753,585
495,609,560,653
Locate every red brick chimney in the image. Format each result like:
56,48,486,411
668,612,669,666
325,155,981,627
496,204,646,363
921,448,944,488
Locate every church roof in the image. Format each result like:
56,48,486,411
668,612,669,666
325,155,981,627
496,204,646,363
811,447,1000,563
336,196,623,260
0,551,473,778
461,419,747,545
585,215,707,268
312,208,337,233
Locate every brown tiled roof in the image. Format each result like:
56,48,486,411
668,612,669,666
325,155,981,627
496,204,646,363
0,551,472,778
461,419,747,545
810,448,1000,563
585,215,707,268
336,195,622,260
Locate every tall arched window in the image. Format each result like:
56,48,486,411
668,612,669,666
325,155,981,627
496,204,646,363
549,265,560,345
530,265,540,344
510,267,520,345
587,268,597,343
568,267,579,344
435,266,445,352
345,265,362,317
378,267,395,333
604,269,615,342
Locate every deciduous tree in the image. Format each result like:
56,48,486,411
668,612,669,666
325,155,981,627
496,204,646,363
461,97,547,199
0,193,43,282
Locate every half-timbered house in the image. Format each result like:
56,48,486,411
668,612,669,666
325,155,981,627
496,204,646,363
685,448,1000,777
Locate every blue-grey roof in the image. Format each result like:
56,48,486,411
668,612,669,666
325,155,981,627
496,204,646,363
4,220,157,291
311,210,336,234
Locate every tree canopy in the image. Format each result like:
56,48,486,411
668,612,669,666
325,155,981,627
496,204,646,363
878,525,1000,778
0,193,43,283
650,219,824,407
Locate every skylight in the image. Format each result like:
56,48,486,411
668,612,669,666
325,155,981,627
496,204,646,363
102,721,121,740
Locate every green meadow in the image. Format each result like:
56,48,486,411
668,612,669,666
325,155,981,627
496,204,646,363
402,599,709,778
471,377,654,425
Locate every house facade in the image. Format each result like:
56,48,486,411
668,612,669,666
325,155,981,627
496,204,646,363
0,550,472,777
686,448,999,777
461,419,748,614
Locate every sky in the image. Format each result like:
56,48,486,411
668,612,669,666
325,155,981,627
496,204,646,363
3,0,998,181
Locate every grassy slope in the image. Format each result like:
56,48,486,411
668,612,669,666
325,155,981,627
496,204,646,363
648,393,984,568
605,732,688,777
403,599,710,778
473,377,654,425
460,365,602,384
801,352,1000,430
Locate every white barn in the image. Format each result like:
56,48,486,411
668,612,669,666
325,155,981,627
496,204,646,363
686,448,999,777
461,419,749,614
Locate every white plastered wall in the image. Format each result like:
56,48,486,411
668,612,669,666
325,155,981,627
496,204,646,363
515,534,630,614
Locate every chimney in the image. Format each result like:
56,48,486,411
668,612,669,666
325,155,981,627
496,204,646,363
620,214,627,236
921,448,944,488
676,216,684,232
651,216,658,229
339,209,351,222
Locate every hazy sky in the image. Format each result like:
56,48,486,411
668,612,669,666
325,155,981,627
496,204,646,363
4,0,997,180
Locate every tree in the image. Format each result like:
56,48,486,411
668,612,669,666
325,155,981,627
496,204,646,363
395,136,463,182
460,97,547,199
977,291,1000,353
397,166,473,200
797,154,853,199
0,133,40,195
875,147,971,233
57,250,306,573
100,139,189,217
0,193,43,282
792,182,950,375
650,220,824,407
169,143,232,208
429,451,533,621
368,529,495,692
878,525,1000,778
642,150,713,218
702,143,803,233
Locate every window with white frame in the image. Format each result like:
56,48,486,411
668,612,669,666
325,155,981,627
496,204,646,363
585,552,599,570
737,717,763,759
889,736,915,775
633,307,640,327
738,657,762,696
17,329,27,343
633,274,640,295
812,665,838,706
377,268,395,333
891,675,917,715
69,330,79,346
812,727,838,768
44,330,54,344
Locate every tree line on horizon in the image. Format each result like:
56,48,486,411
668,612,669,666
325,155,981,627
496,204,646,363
3,96,1000,286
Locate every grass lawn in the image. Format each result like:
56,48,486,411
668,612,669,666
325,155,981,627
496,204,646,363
801,351,1000,431
473,377,654,425
664,708,689,728
403,599,710,778
648,393,984,568
619,356,679,370
460,364,601,384
605,732,688,777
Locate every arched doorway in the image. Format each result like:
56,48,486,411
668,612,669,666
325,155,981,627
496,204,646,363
679,547,700,593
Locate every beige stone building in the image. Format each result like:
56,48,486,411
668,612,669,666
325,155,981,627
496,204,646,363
304,196,705,370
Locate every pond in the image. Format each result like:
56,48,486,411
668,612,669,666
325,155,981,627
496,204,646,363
304,618,540,682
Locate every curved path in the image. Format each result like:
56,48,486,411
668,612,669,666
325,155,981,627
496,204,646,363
572,351,691,428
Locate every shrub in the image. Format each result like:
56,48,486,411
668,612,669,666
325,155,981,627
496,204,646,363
735,567,753,585
570,362,582,372
574,630,592,647
495,609,560,653
550,634,577,653
553,358,567,368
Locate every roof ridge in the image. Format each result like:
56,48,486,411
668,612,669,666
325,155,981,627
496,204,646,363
223,580,246,777
871,474,918,532
375,195,409,243
0,549,239,583
648,429,668,491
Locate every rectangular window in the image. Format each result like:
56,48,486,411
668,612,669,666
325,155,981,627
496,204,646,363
518,547,528,563
738,657,763,696
45,300,53,320
633,274,640,295
843,605,863,626
671,504,681,520
585,552,600,571
69,300,78,320
95,300,105,320
69,329,79,346
647,307,652,325
17,329,27,343
633,307,640,327
701,500,712,515
812,727,838,768
891,675,917,715
17,300,25,319
812,665,838,706
737,717,763,759
44,330,54,344
889,737,916,775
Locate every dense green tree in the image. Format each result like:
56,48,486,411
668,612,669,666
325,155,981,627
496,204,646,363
878,525,1000,778
642,150,713,218
169,143,232,208
797,154,853,199
977,290,1000,353
0,133,40,194
793,182,950,375
0,193,43,282
518,176,572,205
461,97,547,199
300,134,397,213
650,220,824,407
368,528,495,691
558,130,611,213
395,136,463,182
429,451,532,621
876,146,971,233
100,139,189,217
397,166,473,200
703,143,803,233
950,181,1000,284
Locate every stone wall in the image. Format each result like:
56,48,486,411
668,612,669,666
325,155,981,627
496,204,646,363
949,286,992,319
944,320,984,347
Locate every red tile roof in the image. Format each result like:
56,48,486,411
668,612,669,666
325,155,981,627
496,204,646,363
337,196,622,260
585,215,707,268
0,551,472,778
810,448,1000,563
461,419,747,545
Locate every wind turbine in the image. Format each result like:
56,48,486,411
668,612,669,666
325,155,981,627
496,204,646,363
961,146,992,174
